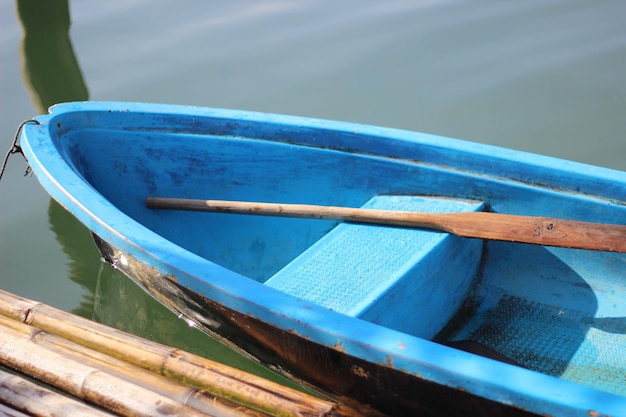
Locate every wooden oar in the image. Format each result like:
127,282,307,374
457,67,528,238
146,197,626,253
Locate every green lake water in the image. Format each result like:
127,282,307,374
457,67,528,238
1,0,625,386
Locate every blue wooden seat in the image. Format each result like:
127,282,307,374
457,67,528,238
265,195,485,339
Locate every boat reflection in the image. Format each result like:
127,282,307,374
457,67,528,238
18,0,94,314
16,0,88,114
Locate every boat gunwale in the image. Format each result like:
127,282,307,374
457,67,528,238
45,101,626,205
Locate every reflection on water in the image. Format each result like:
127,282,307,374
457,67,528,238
17,0,88,113
18,0,93,312
47,200,99,317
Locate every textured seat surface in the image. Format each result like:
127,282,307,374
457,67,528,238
265,195,485,338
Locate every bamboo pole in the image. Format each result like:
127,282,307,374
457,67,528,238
0,316,217,417
0,314,267,417
0,290,361,417
0,403,31,417
0,369,114,417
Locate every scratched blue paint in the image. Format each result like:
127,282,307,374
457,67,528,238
20,102,626,416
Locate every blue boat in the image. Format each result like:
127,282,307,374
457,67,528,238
20,102,626,417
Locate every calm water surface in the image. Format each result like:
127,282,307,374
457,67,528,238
1,0,625,383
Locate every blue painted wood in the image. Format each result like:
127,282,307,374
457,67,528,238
20,102,626,417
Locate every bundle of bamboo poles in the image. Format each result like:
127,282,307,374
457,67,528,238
0,369,113,417
0,289,363,417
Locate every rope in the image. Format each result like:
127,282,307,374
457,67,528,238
0,119,40,182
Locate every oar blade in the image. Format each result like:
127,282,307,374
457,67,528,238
442,212,626,253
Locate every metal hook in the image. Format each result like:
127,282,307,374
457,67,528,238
0,119,40,182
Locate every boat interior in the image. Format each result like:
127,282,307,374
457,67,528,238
55,112,626,398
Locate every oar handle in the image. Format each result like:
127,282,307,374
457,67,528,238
148,197,448,228
146,197,626,253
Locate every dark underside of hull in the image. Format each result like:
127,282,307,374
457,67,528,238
94,234,538,417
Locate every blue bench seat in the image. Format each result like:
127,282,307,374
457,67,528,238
265,195,485,339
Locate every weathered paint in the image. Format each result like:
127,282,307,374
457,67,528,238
20,102,626,417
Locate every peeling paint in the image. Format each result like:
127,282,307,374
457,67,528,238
332,342,346,353
386,356,394,368
350,365,369,379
